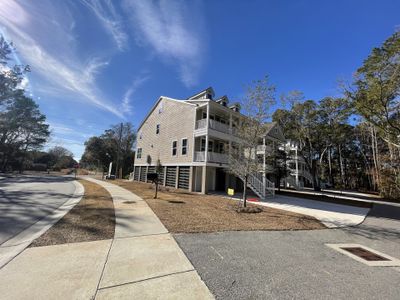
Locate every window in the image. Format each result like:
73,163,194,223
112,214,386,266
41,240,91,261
156,124,160,134
217,142,224,153
208,141,213,152
137,148,142,159
181,138,188,155
202,112,207,119
200,138,206,151
172,141,177,156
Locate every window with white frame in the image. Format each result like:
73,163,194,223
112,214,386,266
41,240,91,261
181,138,188,155
156,124,160,134
172,141,177,156
137,148,142,159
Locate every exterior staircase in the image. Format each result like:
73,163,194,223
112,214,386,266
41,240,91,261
247,172,275,200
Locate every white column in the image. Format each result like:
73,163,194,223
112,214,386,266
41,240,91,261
262,137,266,189
201,165,207,194
163,166,167,186
205,103,210,163
175,166,179,189
295,147,299,187
188,166,193,192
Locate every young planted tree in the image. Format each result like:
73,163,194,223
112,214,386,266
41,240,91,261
154,159,163,199
228,76,276,207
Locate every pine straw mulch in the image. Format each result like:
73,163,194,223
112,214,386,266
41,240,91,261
113,180,326,233
30,179,115,247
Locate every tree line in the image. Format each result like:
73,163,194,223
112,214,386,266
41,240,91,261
273,30,400,199
80,122,136,178
0,36,50,172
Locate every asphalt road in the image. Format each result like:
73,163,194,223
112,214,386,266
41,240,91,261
175,204,400,300
0,175,76,245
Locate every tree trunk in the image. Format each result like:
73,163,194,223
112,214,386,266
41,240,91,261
154,180,158,199
243,175,247,207
328,147,334,186
338,144,345,187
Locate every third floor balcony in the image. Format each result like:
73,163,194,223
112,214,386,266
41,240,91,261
195,119,236,136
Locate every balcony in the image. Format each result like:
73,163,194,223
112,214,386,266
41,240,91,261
195,119,232,135
194,151,229,164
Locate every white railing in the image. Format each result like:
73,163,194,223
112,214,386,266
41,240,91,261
247,172,275,200
195,119,207,129
195,119,232,134
208,152,228,164
194,151,206,162
209,119,230,134
194,151,228,164
282,176,304,190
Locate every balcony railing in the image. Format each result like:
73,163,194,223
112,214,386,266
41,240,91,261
195,119,232,134
194,151,228,164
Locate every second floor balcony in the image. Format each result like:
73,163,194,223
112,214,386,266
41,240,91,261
194,151,229,164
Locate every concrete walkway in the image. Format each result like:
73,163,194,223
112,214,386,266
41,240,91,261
0,178,213,299
85,177,213,299
257,195,370,228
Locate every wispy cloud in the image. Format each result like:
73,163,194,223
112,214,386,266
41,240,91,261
80,0,128,51
0,0,124,118
123,0,205,87
121,75,150,114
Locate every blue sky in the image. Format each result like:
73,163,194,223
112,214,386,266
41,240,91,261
0,0,399,159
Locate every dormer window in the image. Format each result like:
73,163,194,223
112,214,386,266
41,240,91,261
222,101,227,107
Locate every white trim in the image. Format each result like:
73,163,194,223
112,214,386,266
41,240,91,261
181,137,188,156
135,162,195,167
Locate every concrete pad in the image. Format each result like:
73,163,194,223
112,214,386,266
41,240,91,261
258,195,369,228
96,270,214,300
100,234,194,289
0,239,112,300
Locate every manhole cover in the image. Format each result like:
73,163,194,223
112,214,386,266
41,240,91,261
326,243,400,267
340,247,390,261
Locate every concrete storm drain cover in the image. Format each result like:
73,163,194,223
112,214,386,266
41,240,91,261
326,244,400,267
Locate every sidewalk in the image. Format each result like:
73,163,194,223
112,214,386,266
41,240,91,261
0,178,213,299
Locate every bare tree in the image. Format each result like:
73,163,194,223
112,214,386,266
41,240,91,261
228,76,276,207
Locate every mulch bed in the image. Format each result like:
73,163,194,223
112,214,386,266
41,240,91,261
113,180,325,233
30,179,115,247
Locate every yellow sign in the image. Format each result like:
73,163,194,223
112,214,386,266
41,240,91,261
227,188,234,196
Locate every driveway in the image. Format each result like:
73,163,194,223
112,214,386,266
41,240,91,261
175,203,400,299
0,175,77,245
